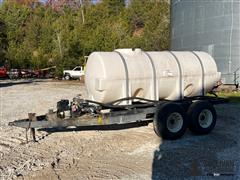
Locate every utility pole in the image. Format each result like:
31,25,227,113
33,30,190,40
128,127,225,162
79,0,85,24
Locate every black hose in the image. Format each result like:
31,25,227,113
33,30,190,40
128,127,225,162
106,97,158,105
85,97,157,110
209,91,218,97
84,99,106,106
85,95,227,110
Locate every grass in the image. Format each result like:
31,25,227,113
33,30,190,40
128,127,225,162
210,92,240,103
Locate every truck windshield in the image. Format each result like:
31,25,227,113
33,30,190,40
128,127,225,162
74,67,81,71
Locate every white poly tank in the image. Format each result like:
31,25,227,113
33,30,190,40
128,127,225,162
85,49,221,104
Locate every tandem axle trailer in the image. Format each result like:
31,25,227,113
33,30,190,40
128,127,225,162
9,95,228,142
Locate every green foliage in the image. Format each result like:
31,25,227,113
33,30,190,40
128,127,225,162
0,19,7,65
213,92,240,104
0,0,170,70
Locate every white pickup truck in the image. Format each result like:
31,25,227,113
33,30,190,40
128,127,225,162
63,66,84,80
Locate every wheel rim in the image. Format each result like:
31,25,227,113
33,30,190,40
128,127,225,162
198,109,213,128
166,112,183,133
65,75,70,80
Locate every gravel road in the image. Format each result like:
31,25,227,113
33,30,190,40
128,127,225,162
0,79,239,179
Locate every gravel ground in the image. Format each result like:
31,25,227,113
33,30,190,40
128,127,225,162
0,79,239,179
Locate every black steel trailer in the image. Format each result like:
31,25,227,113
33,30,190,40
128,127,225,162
9,95,228,142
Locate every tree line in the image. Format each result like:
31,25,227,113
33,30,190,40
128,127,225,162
0,0,170,75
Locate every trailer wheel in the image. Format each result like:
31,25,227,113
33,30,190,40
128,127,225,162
153,102,187,140
187,100,216,135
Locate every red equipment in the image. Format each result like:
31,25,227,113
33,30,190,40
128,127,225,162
0,67,7,78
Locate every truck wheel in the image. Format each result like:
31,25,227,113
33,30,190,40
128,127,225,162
153,102,187,140
187,100,216,135
64,74,71,80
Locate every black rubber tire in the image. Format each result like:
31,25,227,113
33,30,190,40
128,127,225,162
64,74,71,80
187,100,217,135
153,102,187,140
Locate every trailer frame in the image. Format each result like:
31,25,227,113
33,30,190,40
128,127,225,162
8,95,228,142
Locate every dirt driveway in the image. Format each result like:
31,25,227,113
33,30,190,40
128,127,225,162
0,79,239,179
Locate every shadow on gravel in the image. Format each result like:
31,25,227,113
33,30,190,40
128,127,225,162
0,79,50,88
225,96,240,104
0,79,44,88
151,133,238,179
38,121,150,133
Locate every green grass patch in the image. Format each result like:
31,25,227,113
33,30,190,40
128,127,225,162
210,92,240,103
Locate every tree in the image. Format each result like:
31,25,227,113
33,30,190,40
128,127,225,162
0,1,31,68
0,20,7,66
0,0,170,71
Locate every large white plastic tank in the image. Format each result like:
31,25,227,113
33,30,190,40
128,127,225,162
85,49,221,104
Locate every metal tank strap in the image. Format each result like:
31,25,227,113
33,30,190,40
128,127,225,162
142,51,157,100
114,51,130,104
190,51,205,95
166,51,183,100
